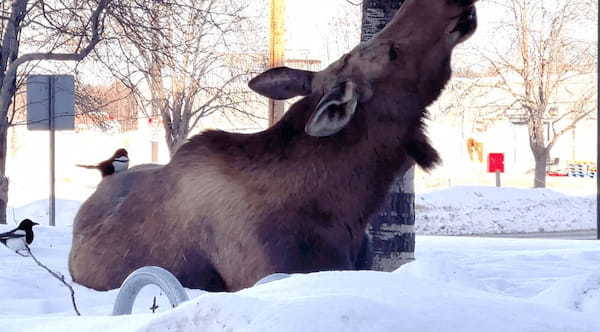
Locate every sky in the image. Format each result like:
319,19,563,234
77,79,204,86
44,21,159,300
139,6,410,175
284,0,360,60
23,0,597,87
279,0,598,63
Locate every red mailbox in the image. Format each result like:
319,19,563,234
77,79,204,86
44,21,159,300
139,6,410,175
487,153,505,173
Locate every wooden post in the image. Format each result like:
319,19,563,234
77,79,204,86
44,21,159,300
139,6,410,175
151,141,158,163
268,0,286,125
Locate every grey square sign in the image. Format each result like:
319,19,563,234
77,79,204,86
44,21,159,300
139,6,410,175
27,75,75,130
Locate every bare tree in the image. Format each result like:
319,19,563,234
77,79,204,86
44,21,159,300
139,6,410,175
0,0,189,224
95,0,265,156
74,80,139,132
0,0,114,224
428,72,500,161
477,0,597,188
322,2,361,63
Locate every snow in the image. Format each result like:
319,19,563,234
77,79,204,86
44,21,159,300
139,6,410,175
0,186,597,331
416,186,596,235
9,199,81,227
1,229,599,331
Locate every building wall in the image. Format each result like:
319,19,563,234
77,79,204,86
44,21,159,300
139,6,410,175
417,116,597,191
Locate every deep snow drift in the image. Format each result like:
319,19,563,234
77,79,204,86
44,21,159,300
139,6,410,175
0,226,599,332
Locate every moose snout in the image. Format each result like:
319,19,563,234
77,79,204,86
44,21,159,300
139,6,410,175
447,5,477,45
452,6,477,35
452,0,478,7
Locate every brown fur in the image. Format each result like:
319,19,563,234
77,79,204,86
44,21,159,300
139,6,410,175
69,0,478,291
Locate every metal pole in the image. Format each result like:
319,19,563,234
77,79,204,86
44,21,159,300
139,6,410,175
496,170,501,187
49,77,56,227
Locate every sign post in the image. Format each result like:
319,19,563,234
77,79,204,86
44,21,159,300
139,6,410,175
487,153,505,187
49,77,56,227
27,75,75,226
495,170,501,187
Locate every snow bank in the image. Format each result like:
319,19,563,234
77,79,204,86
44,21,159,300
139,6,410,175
416,186,596,235
1,226,599,332
133,267,600,332
8,199,81,227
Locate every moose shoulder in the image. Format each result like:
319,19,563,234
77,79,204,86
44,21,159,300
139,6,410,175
69,0,478,292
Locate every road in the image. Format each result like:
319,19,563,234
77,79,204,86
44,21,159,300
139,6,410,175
465,229,598,240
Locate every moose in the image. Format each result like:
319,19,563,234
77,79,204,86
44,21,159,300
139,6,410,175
69,0,478,292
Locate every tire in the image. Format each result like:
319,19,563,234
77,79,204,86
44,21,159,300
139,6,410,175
254,273,290,286
112,266,192,315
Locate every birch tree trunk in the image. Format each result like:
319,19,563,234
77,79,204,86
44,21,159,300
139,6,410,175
361,0,415,271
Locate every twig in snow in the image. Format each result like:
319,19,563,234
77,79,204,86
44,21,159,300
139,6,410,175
25,245,81,316
150,296,159,313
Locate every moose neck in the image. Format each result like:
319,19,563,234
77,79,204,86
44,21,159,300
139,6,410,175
176,91,431,212
248,93,423,205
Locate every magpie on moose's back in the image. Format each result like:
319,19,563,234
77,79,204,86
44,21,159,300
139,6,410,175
0,219,39,255
77,148,129,177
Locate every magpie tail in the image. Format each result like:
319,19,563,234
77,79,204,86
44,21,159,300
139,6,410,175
76,164,99,169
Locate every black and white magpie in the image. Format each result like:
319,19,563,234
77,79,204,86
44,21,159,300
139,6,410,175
0,219,39,255
77,148,129,177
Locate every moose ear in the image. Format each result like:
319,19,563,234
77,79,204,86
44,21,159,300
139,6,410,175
248,67,314,100
305,81,359,137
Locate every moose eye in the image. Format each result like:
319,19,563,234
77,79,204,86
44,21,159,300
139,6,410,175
388,46,398,61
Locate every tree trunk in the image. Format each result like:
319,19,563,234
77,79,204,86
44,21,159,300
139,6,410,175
532,146,548,188
163,101,189,157
368,168,415,270
0,0,23,225
528,112,548,188
0,123,8,225
166,133,187,157
0,80,13,225
361,0,415,271
361,0,403,40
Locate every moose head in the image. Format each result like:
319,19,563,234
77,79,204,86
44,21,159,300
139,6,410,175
250,0,477,137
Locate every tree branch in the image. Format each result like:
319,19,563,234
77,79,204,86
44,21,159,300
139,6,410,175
25,245,81,316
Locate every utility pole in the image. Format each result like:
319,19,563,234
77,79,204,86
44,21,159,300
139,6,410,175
268,0,286,125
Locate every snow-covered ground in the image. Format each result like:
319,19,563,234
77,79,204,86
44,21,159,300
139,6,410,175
0,185,597,331
0,226,599,332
